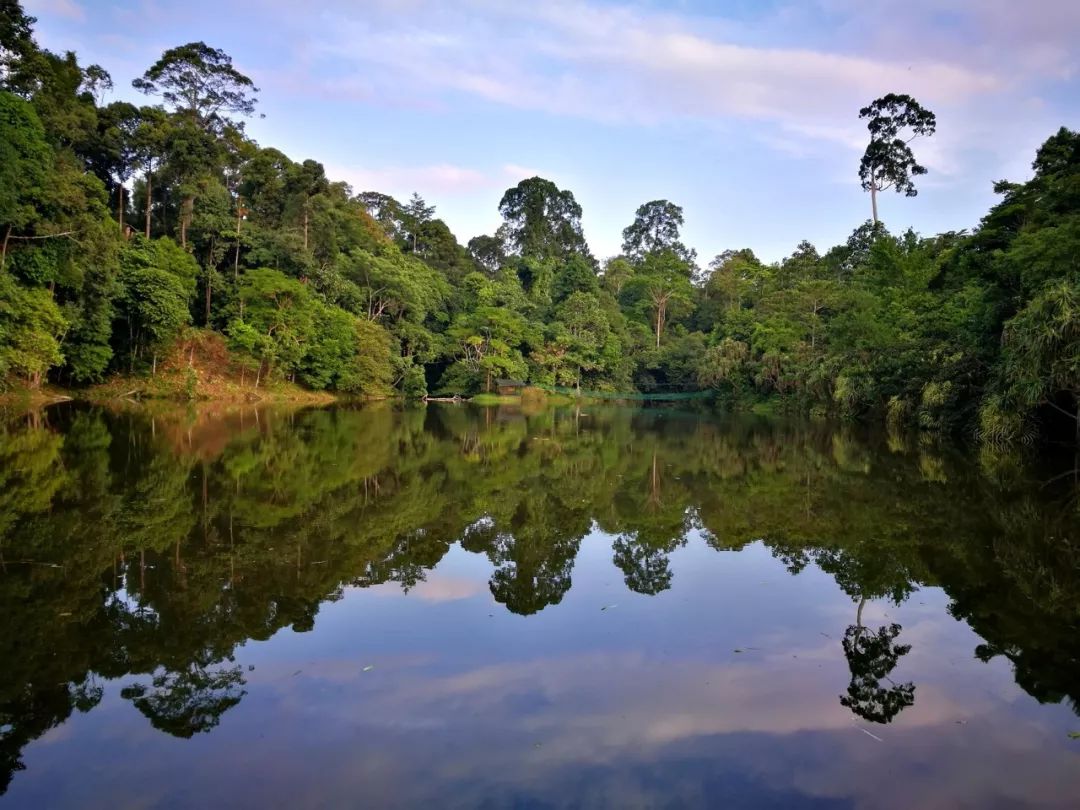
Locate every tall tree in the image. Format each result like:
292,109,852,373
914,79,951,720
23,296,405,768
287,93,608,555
133,43,258,246
858,94,936,224
401,192,435,253
621,199,696,264
625,249,695,348
498,177,591,263
467,233,507,275
0,90,51,268
87,100,140,233
0,0,36,93
132,106,169,238
132,42,258,127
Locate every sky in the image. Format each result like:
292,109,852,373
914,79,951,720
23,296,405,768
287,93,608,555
22,0,1080,263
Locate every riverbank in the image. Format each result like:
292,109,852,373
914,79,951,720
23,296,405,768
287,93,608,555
0,376,339,408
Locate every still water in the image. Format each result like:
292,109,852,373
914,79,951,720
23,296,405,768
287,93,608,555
1,402,1079,808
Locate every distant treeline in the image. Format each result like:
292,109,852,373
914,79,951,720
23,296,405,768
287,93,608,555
1,0,1078,445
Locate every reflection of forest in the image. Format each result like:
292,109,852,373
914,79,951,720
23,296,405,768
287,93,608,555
1,402,1078,791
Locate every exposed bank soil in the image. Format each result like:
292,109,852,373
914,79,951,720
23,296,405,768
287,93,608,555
1,330,338,407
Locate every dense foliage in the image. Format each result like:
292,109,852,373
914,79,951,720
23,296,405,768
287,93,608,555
1,3,1079,444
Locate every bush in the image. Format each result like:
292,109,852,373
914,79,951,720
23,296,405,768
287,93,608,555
402,364,427,399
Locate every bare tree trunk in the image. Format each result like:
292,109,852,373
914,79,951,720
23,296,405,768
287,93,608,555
234,201,242,279
654,298,666,348
145,170,153,238
180,195,194,248
870,184,879,225
205,265,212,324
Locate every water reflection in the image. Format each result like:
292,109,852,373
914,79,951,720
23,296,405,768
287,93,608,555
0,401,1078,805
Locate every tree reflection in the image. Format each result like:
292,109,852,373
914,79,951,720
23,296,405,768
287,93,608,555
0,402,1078,793
840,617,915,724
121,663,246,738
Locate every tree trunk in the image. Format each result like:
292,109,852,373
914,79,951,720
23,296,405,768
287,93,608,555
205,265,212,324
234,202,242,279
118,185,124,234
145,170,153,238
180,195,194,248
870,184,879,225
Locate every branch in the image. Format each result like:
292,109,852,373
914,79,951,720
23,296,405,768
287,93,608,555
7,230,80,241
1044,399,1078,421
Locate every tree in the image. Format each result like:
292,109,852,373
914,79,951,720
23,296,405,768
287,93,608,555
133,43,258,246
132,42,258,127
288,159,329,252
401,192,435,253
443,306,532,393
0,0,36,93
116,238,195,373
0,272,67,387
0,90,50,268
130,106,169,238
87,100,140,233
996,280,1080,440
840,622,916,724
357,191,403,241
234,268,315,382
621,199,696,264
858,94,936,223
467,233,506,275
624,249,694,348
498,177,591,262
121,664,246,738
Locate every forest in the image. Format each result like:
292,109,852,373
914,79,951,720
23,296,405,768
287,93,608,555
2,0,1079,446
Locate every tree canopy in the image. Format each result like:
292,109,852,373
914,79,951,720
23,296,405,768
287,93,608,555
0,5,1079,447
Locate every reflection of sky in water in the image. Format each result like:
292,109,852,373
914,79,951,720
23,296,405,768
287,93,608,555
10,536,1080,809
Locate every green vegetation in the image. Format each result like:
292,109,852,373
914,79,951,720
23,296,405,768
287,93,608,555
2,3,1079,445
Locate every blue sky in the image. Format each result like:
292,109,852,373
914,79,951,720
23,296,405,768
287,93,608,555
24,0,1080,262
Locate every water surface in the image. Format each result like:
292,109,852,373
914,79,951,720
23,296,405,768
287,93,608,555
1,402,1079,808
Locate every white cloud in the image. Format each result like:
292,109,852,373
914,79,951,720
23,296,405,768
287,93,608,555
24,0,85,21
323,161,553,201
277,0,1074,194
325,163,490,196
310,0,1001,130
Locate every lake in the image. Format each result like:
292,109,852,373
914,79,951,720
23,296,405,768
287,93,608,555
1,401,1078,808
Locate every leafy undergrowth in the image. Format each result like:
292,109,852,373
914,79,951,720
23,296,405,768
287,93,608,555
469,394,522,405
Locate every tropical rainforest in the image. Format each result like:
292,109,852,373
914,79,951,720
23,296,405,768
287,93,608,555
2,0,1079,446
